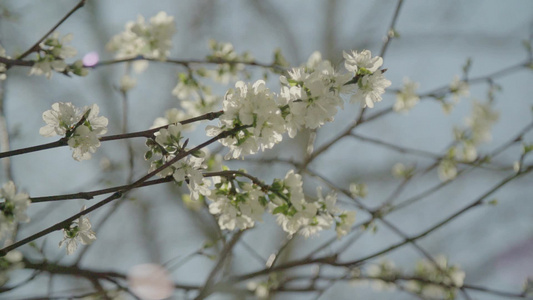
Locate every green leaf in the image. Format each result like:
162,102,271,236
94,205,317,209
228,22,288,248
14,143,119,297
272,204,288,215
522,143,533,154
144,151,153,160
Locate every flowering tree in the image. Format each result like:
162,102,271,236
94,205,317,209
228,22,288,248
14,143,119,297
0,1,532,299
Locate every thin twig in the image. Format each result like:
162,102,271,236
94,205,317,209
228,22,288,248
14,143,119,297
0,125,247,256
0,111,223,159
17,0,86,60
195,231,244,300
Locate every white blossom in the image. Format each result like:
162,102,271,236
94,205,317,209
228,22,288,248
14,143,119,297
343,49,383,75
172,156,211,200
336,211,356,238
394,78,420,112
147,125,211,199
438,158,457,181
465,100,499,144
39,102,80,137
450,100,499,165
349,183,368,198
279,52,350,137
449,76,469,101
405,255,465,299
205,40,252,84
29,59,68,79
42,32,77,59
172,80,200,100
0,181,31,240
364,260,399,291
182,94,221,117
151,108,187,129
68,125,102,161
59,206,96,255
457,141,477,162
107,12,176,73
247,281,271,299
208,180,265,230
392,163,415,179
120,75,137,92
207,80,285,159
350,71,391,108
269,171,355,237
29,32,77,79
40,103,108,161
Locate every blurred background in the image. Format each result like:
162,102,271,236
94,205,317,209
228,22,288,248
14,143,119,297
1,0,532,299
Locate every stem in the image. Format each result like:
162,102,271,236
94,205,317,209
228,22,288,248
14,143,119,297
0,125,246,256
30,177,172,203
0,111,223,159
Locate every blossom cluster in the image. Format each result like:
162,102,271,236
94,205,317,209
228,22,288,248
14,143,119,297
356,256,465,299
145,130,357,237
279,51,351,136
362,259,400,290
107,11,176,73
246,275,280,300
207,50,390,159
343,50,391,108
449,76,470,102
205,170,357,237
59,206,97,255
205,39,254,84
29,32,87,79
39,102,108,161
145,124,212,200
269,171,356,238
394,78,420,113
405,256,465,299
160,39,253,130
438,100,499,181
167,72,222,129
206,80,285,159
208,178,266,231
0,181,31,241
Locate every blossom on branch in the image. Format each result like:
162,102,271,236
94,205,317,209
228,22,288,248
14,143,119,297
449,75,469,102
29,32,82,79
207,80,285,159
343,49,383,75
349,71,392,108
279,52,351,137
107,11,176,73
205,39,253,84
59,206,96,255
39,102,108,161
342,49,391,108
146,124,211,200
0,181,31,240
405,255,465,299
394,78,420,112
269,170,356,237
465,100,499,144
208,178,266,230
